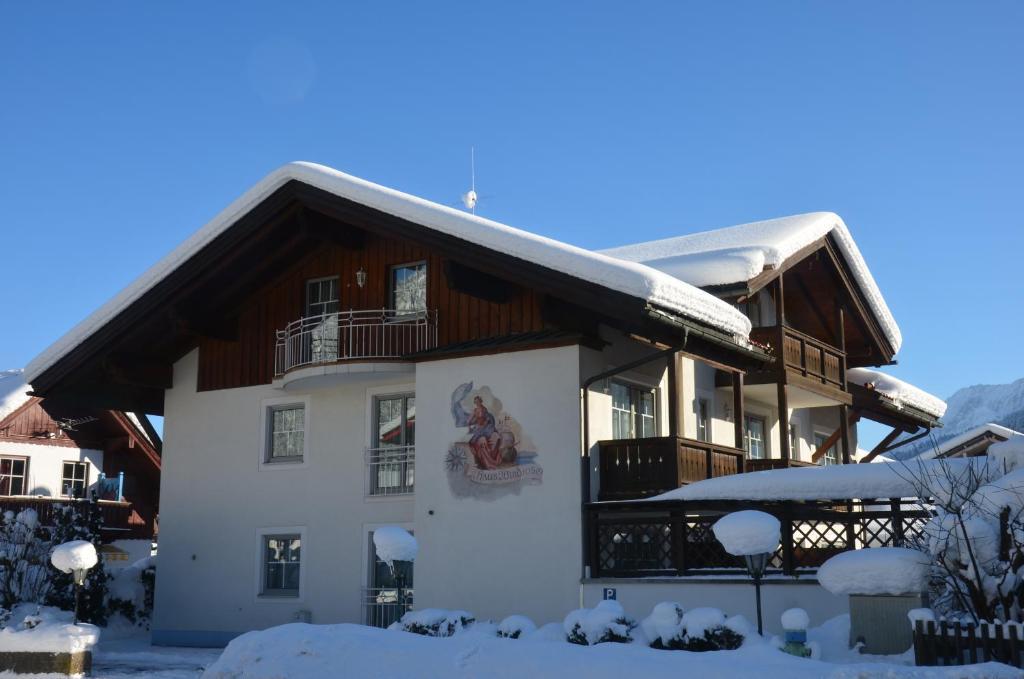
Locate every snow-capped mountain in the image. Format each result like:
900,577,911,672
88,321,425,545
892,376,1024,459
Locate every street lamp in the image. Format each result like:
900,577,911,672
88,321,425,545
50,540,98,624
743,551,771,635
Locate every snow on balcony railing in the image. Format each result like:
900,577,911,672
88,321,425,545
365,445,415,497
274,309,437,377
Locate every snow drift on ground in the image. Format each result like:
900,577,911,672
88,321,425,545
51,539,99,573
712,510,781,556
600,212,902,353
26,162,753,384
647,457,983,502
200,620,1018,679
372,526,418,567
817,548,931,596
0,604,99,653
847,368,947,419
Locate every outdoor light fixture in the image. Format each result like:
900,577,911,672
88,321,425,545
355,267,367,288
743,552,771,635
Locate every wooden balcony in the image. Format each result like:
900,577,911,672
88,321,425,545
597,436,746,501
750,325,846,393
744,458,818,473
0,496,137,534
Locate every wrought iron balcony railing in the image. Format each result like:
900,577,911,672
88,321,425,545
274,309,438,377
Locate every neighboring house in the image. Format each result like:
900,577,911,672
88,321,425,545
0,368,160,547
24,163,944,645
920,422,1023,460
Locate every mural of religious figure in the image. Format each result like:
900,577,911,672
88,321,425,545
446,382,542,498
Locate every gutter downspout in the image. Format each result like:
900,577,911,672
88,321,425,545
579,329,688,582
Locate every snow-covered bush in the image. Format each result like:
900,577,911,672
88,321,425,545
893,457,1024,623
497,614,535,639
639,603,746,651
564,600,636,645
107,556,156,628
398,608,474,637
0,509,50,609
44,501,109,625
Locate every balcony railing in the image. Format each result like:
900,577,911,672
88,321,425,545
586,498,930,578
274,309,438,377
597,436,746,501
362,586,413,628
744,458,819,473
751,325,846,390
0,496,134,532
366,445,415,497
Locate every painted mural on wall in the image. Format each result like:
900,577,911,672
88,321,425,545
445,382,543,498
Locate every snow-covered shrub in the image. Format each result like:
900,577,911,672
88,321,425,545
0,509,50,608
106,556,156,628
44,501,109,625
640,603,745,651
564,600,636,645
398,608,475,637
497,614,535,639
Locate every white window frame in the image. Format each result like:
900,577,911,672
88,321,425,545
364,384,416,501
789,422,800,459
388,261,428,316
304,276,340,319
814,430,841,466
695,397,711,443
609,377,659,440
259,395,311,471
744,413,768,459
0,456,28,496
255,525,307,602
61,461,89,498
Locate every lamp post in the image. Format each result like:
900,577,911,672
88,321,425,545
743,552,771,635
71,567,88,625
50,540,98,625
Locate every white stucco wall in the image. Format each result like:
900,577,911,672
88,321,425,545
0,440,103,498
153,350,415,644
412,345,583,625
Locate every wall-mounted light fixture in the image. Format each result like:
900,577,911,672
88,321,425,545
355,267,367,289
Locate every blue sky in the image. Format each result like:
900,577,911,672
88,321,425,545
2,3,1021,445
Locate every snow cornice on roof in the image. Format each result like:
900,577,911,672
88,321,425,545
25,162,752,384
846,367,947,420
601,212,903,354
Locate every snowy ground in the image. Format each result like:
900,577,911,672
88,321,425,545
90,636,219,679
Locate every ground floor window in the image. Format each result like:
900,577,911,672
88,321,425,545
0,457,27,496
815,433,840,465
365,530,414,628
62,461,88,498
261,534,301,597
744,415,766,459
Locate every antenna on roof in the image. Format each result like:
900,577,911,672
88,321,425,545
461,146,478,214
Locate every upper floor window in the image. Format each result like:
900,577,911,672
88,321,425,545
744,415,766,459
611,381,657,439
62,461,89,498
368,394,415,496
0,457,27,496
267,404,305,463
737,292,762,327
261,534,301,597
815,433,840,465
305,277,339,318
390,263,427,315
696,399,710,442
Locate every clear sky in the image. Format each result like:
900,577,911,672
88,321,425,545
2,3,1021,445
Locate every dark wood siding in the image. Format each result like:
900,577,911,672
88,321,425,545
196,233,546,391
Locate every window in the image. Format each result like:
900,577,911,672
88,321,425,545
696,399,710,442
369,394,415,495
744,415,767,459
261,534,301,597
62,462,89,498
305,277,339,318
789,424,799,458
737,292,762,328
267,405,305,462
366,529,414,627
611,381,657,439
0,457,27,496
815,433,840,466
390,263,427,315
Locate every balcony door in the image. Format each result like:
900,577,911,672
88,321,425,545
744,415,767,459
370,394,415,495
305,277,339,363
611,381,657,439
365,529,414,628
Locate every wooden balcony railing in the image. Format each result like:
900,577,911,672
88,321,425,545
751,325,846,390
745,458,819,473
597,436,746,501
0,496,135,532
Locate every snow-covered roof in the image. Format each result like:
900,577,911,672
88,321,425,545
601,212,902,353
916,422,1023,461
0,369,31,422
25,163,752,384
644,458,979,502
846,368,947,419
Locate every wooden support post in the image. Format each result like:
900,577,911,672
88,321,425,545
778,380,791,463
839,403,852,464
732,372,745,451
667,352,684,438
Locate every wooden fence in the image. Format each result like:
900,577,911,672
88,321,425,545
913,619,1023,668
